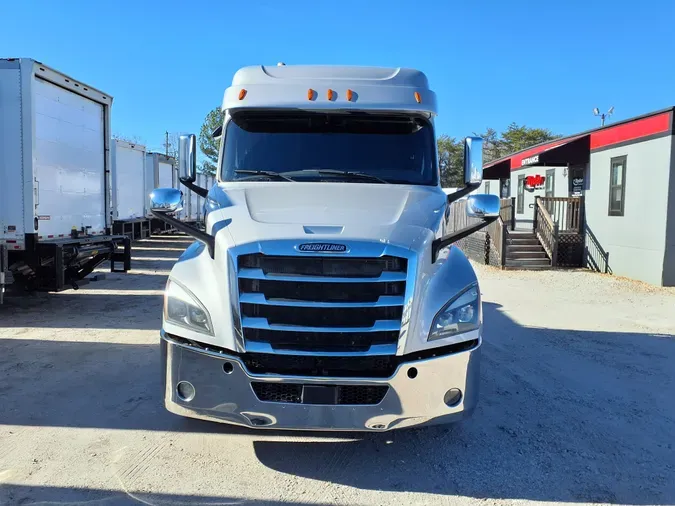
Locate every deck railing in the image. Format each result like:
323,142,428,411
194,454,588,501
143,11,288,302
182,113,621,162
499,197,516,231
534,198,558,265
538,197,583,233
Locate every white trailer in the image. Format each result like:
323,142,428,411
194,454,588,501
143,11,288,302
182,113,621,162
145,152,179,234
0,58,130,295
111,140,150,240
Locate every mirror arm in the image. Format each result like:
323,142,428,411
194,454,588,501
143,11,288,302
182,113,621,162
431,216,498,263
179,177,209,198
446,182,480,205
150,210,215,258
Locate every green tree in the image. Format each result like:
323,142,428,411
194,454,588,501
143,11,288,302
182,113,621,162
437,134,464,187
198,107,224,176
499,123,561,154
473,127,503,163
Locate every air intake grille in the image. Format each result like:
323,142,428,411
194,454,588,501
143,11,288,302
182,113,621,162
237,251,408,353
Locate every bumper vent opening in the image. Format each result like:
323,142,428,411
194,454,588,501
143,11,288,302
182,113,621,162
251,382,389,405
251,383,302,404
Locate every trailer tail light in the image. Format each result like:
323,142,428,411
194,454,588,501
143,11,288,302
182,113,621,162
346,89,354,101
327,89,334,101
238,89,247,100
307,89,315,100
414,92,422,103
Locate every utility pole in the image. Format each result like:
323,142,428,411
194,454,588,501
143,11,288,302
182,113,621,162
164,131,169,156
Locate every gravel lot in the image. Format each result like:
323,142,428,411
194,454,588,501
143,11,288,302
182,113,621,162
1,236,674,506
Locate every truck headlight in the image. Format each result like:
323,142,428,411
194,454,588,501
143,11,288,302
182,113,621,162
164,279,213,335
428,284,480,341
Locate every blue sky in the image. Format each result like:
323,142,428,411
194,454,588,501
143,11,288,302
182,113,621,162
2,0,673,153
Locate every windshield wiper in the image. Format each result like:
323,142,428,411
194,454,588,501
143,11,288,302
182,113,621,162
315,169,390,184
234,170,294,182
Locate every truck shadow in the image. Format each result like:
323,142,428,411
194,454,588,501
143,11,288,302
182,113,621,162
0,484,328,506
1,302,674,503
251,302,675,504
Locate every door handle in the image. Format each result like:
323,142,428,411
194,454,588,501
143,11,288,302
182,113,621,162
34,178,40,208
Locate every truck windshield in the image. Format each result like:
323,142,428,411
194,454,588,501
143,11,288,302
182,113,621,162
220,112,438,185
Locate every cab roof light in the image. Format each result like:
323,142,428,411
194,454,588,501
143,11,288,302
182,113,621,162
238,89,247,100
327,89,335,101
346,89,354,101
308,88,315,100
414,91,421,103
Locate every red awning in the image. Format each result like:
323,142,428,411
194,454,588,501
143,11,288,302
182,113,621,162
483,134,590,179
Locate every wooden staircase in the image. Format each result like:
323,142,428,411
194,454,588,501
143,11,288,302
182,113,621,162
504,232,551,270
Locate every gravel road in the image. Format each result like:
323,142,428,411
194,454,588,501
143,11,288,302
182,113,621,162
1,236,674,506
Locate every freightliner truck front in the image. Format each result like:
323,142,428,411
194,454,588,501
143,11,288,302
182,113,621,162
151,64,500,431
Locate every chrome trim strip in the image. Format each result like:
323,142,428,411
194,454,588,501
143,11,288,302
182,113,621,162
239,293,405,308
244,341,398,357
241,317,401,333
237,268,406,283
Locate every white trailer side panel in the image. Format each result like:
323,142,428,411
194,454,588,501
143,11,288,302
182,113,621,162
0,63,25,244
112,140,146,220
33,77,106,237
144,154,155,217
158,161,174,189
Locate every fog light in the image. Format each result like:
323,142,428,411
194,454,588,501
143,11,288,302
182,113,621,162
444,388,462,407
223,362,234,374
176,381,195,402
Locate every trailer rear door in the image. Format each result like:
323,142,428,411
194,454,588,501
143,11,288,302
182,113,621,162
114,142,145,220
33,77,106,237
158,161,174,189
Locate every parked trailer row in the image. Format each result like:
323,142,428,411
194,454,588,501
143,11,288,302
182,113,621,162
0,58,212,300
0,58,131,297
112,148,214,237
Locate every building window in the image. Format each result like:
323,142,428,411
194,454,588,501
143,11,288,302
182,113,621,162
517,175,525,214
608,156,627,216
501,178,511,198
485,181,490,194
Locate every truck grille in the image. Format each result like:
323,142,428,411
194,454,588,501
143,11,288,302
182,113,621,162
237,253,408,353
251,382,389,405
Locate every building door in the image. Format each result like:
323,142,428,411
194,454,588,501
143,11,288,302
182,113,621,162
517,175,525,214
545,169,555,197
544,169,556,215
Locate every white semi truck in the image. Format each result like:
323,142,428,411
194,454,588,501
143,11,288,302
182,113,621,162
0,58,130,298
150,64,499,431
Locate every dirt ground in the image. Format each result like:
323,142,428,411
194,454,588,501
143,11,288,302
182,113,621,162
1,236,674,506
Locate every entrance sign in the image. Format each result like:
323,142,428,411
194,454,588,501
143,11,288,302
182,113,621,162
522,154,540,166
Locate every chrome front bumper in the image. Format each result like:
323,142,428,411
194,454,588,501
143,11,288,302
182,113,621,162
161,333,481,431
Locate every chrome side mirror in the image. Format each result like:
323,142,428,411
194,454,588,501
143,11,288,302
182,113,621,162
463,137,483,185
179,134,197,182
466,194,500,218
150,188,184,213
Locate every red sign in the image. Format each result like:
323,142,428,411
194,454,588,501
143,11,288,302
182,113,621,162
525,175,546,190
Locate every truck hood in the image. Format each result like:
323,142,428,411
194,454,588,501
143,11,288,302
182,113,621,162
206,182,447,251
